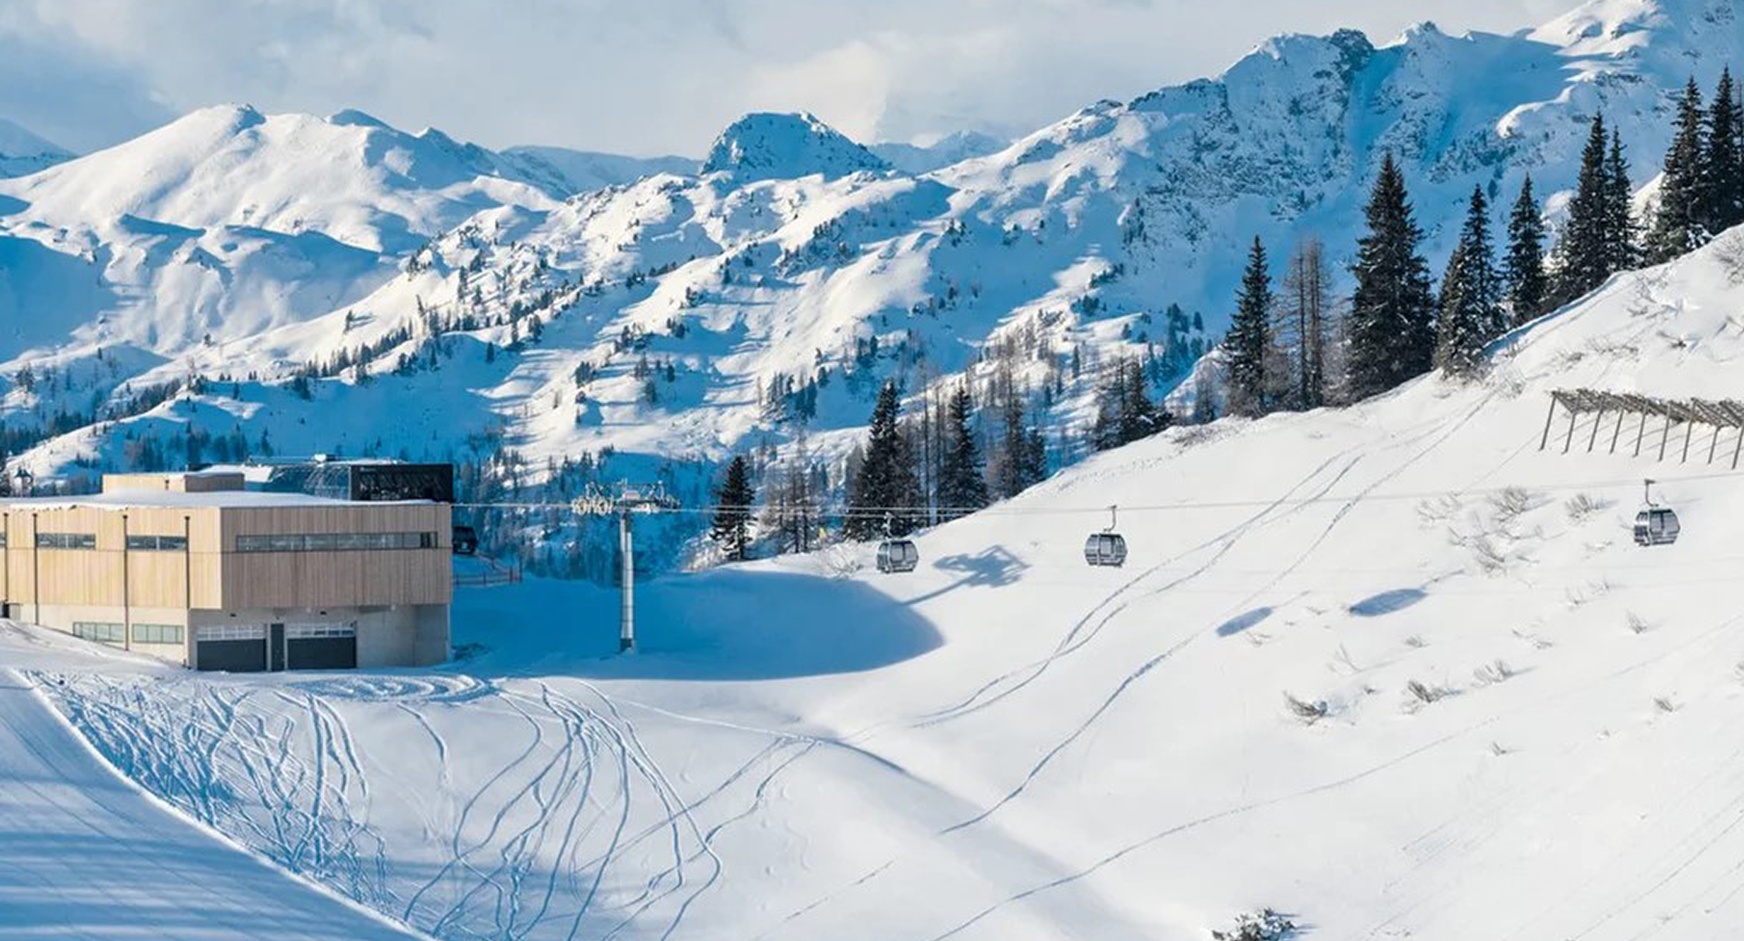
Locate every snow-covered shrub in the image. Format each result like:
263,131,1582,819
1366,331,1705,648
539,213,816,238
1211,908,1298,941
1488,486,1538,525
1625,611,1651,635
1282,692,1327,724
1417,495,1461,525
1471,659,1516,686
1564,493,1607,523
1405,679,1448,708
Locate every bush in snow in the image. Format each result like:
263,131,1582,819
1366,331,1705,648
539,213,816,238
1282,692,1328,724
1563,493,1607,523
1212,908,1298,940
1405,679,1448,708
1471,659,1517,686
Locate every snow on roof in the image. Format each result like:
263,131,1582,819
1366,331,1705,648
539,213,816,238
0,491,433,511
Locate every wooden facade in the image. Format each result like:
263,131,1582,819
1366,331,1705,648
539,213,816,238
0,503,450,612
0,473,452,669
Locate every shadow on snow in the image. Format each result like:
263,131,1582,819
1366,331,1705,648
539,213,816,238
452,568,943,681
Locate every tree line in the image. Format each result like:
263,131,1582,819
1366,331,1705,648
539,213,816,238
1226,68,1744,414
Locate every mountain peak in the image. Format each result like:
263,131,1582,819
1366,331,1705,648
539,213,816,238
701,112,889,183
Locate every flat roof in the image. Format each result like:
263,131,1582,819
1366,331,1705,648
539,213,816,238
0,491,436,511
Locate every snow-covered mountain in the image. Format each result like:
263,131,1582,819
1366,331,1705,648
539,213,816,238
0,104,565,364
870,130,1008,175
502,145,698,195
0,118,73,178
4,0,1741,537
701,112,891,181
19,214,1744,940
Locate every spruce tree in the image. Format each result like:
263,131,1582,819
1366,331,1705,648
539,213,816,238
846,380,921,539
710,455,756,561
1646,78,1707,263
1224,236,1275,417
1606,130,1638,272
1435,187,1503,378
937,386,989,518
1120,360,1165,444
1703,67,1744,236
1558,115,1613,301
1504,176,1549,324
1347,153,1437,400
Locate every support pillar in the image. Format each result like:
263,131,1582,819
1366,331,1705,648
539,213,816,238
1587,410,1604,452
1563,410,1578,454
618,509,635,654
1539,396,1558,451
1610,411,1625,454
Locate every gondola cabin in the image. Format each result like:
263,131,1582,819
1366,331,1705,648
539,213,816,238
876,539,920,574
1633,507,1680,547
1084,532,1128,567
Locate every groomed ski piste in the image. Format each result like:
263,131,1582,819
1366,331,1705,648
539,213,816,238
11,231,1744,940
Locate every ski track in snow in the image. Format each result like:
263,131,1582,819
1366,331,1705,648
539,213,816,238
35,669,784,941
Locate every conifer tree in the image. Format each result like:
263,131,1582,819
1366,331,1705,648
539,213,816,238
1224,236,1275,417
1606,131,1638,272
936,386,989,518
993,391,1047,498
710,455,756,561
1090,359,1166,451
1703,67,1744,236
1647,78,1707,263
1558,115,1614,301
1347,153,1437,400
846,380,921,539
1120,360,1165,445
1435,188,1504,378
1504,176,1549,324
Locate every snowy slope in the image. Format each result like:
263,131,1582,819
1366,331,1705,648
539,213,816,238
0,105,563,363
24,221,1744,940
501,145,698,195
870,130,1008,175
12,0,1730,486
0,646,426,940
701,112,891,182
0,118,73,178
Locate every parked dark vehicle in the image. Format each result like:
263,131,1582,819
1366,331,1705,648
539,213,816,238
452,525,479,556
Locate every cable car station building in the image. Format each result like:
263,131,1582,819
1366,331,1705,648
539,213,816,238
0,471,451,671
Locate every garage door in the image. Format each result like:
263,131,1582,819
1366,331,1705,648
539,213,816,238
286,623,357,670
196,625,267,672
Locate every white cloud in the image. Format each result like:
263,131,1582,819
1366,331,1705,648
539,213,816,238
4,0,1574,156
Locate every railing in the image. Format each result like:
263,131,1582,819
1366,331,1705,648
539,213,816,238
453,557,523,588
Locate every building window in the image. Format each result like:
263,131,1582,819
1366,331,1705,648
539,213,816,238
235,532,437,552
196,624,266,642
72,622,125,644
126,534,189,551
37,532,97,550
132,623,185,645
286,623,357,639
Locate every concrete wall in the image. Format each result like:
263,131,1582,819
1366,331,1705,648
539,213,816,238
30,603,192,666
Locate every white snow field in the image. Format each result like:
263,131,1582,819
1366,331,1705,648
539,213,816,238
15,232,1744,940
0,635,426,940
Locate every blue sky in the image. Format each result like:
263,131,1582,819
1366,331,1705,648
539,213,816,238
0,0,1570,156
